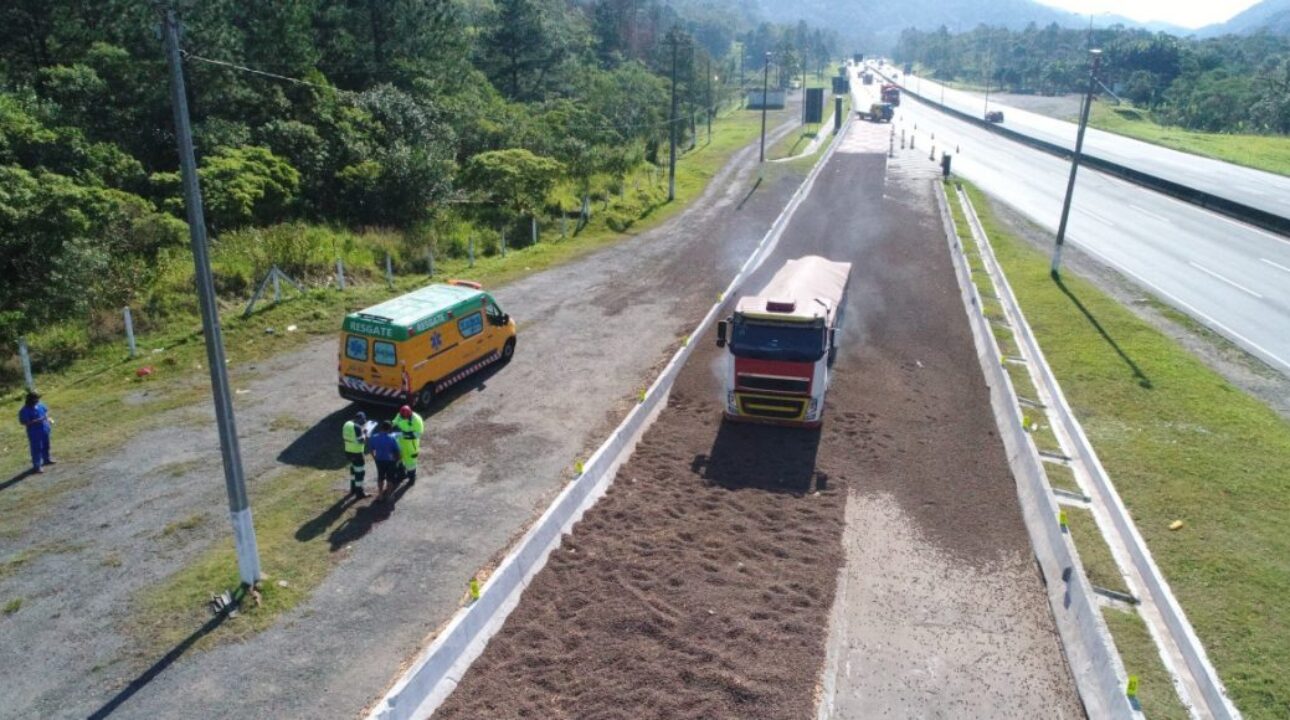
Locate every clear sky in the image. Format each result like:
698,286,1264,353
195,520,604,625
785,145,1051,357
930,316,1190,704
1035,0,1265,28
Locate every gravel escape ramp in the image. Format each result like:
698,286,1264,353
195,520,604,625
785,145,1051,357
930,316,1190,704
436,122,1083,718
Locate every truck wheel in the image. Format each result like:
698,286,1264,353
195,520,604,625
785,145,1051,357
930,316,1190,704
415,385,435,411
501,337,516,363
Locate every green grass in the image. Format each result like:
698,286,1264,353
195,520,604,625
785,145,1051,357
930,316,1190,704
1064,506,1131,596
962,179,1290,719
1103,606,1192,720
992,324,1020,358
159,513,206,538
3,598,21,615
1087,102,1290,178
1044,462,1083,497
127,466,343,661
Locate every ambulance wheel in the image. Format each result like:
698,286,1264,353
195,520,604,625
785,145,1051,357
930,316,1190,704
501,338,516,363
415,385,435,411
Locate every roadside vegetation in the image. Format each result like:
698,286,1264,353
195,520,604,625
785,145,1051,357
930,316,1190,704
1,1,843,385
959,178,1290,719
897,24,1289,165
1086,102,1290,176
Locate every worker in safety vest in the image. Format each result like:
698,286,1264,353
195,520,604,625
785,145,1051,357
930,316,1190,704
341,411,368,499
391,405,425,486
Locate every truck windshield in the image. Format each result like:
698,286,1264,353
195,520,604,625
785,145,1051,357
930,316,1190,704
730,320,825,362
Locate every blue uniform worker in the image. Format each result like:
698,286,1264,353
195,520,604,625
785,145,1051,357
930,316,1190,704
17,392,54,473
367,421,403,500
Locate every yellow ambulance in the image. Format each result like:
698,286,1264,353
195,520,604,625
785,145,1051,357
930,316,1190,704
337,280,517,408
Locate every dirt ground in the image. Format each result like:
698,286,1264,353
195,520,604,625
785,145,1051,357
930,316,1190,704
0,111,809,720
436,123,1082,718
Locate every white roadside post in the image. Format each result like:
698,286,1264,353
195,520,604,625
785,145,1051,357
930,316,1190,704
124,307,137,358
161,8,261,588
336,257,346,290
18,338,34,391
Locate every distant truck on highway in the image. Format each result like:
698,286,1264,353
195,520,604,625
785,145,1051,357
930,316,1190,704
858,102,893,123
985,110,1005,123
862,72,874,85
880,83,901,106
715,256,851,428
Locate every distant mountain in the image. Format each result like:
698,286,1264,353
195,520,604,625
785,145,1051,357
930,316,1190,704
1198,0,1290,36
753,0,1190,49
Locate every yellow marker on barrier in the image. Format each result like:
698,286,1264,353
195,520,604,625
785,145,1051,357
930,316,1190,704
1059,510,1069,531
1126,675,1139,699
682,334,689,346
468,578,481,601
638,389,647,403
575,460,584,475
717,292,723,302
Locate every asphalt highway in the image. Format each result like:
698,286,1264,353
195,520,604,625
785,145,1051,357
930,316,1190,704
889,69,1290,220
851,65,1290,374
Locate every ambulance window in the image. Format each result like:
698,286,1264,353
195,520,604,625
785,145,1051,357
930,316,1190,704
458,312,483,339
486,301,503,320
373,340,397,366
345,335,368,361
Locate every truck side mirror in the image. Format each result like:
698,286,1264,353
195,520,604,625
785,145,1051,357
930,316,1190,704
716,320,728,348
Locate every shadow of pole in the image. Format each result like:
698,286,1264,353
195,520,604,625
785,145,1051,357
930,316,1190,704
86,590,241,719
736,177,764,212
1052,274,1153,389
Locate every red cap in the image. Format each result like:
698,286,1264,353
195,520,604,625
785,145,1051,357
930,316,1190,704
399,405,412,419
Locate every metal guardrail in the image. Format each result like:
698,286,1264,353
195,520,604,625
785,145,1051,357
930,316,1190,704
957,185,1241,720
884,69,1290,238
934,182,1137,720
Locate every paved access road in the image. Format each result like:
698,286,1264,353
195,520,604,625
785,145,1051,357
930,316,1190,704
853,67,1290,374
892,69,1290,221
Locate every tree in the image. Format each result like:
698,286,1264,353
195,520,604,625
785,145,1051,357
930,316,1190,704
460,148,563,240
153,146,300,231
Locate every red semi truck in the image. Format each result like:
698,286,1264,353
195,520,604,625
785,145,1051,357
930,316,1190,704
716,256,851,428
880,83,901,106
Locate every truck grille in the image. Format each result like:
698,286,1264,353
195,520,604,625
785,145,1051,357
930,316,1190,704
737,374,809,394
737,394,807,421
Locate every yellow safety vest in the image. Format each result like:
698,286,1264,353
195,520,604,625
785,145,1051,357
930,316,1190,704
392,413,424,444
342,421,365,454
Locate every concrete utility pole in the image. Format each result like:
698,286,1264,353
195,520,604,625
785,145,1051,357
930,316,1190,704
759,51,771,162
801,62,807,126
706,56,713,143
983,39,993,118
162,9,261,588
668,31,679,202
1052,49,1102,277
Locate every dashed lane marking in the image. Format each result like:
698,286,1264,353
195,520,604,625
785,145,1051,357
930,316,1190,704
1187,261,1264,299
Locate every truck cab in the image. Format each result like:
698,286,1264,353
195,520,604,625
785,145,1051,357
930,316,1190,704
716,256,851,428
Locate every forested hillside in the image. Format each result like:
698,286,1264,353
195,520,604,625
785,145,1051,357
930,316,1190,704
894,24,1290,134
0,0,836,374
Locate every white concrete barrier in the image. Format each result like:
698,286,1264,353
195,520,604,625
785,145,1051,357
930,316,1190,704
366,113,856,720
957,188,1239,720
934,182,1136,720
